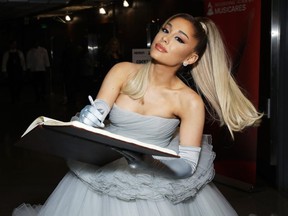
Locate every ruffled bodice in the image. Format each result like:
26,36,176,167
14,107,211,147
68,104,216,204
106,104,180,150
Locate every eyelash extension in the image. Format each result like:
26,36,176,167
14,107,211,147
160,26,184,44
161,27,169,33
175,37,184,44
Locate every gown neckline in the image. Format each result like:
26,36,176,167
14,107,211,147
113,103,180,122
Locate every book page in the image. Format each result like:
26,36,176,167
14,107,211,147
23,116,178,157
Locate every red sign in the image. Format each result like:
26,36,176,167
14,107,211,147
203,0,261,187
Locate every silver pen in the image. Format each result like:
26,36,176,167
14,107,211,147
88,95,95,107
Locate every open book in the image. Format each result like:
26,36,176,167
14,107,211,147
16,116,179,166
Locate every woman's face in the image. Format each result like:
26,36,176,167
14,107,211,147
150,17,199,67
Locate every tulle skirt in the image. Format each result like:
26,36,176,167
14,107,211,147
12,171,238,216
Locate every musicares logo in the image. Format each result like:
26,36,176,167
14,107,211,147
206,0,253,16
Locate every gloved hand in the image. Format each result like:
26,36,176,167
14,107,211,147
114,145,201,179
78,98,110,128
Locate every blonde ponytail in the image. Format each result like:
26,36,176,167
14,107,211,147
121,61,151,100
192,17,263,138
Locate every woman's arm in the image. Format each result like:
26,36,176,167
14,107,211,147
95,62,136,107
76,62,136,127
177,90,205,148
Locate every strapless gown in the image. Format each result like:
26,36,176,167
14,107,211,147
12,104,238,216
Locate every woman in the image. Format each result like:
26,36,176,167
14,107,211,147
13,13,262,216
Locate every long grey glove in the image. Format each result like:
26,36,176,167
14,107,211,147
78,98,110,128
116,145,201,179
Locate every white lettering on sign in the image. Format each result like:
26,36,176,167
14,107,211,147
207,0,253,16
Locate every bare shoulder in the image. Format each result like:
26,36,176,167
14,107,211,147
174,86,205,119
104,62,141,84
109,62,141,76
175,86,205,147
97,62,142,103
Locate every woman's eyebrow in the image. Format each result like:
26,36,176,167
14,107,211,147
179,30,189,39
167,22,189,40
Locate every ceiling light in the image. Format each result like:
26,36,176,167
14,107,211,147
65,15,71,21
123,0,129,7
99,7,106,14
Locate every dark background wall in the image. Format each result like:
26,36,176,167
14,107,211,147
0,0,204,70
0,0,205,100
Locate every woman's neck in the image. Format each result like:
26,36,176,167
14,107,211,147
149,62,179,88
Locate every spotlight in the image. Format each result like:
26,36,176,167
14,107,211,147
123,0,129,7
65,15,71,22
99,7,106,14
